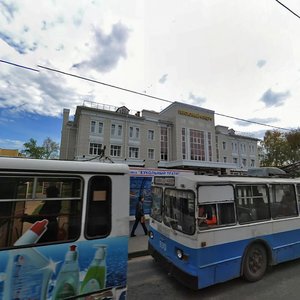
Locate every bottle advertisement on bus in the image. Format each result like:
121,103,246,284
0,221,127,300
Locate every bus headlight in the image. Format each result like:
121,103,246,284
149,231,154,239
176,248,183,260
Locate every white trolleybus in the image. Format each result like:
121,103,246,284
0,157,129,300
148,170,300,289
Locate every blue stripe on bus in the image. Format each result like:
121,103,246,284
149,227,300,289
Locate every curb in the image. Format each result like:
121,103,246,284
128,250,149,259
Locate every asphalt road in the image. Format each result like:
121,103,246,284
127,255,300,300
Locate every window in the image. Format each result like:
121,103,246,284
91,121,103,135
164,189,195,235
182,128,186,159
251,159,255,167
242,159,247,167
118,125,122,136
151,187,163,222
111,123,122,137
135,128,139,139
89,143,102,155
129,126,133,138
223,157,227,163
222,141,226,150
232,142,238,153
90,121,96,133
148,149,155,160
190,129,205,161
111,124,116,136
160,127,168,160
0,176,82,248
270,184,297,218
129,126,140,139
240,143,246,153
233,157,238,164
110,145,121,157
129,147,139,158
236,185,270,223
148,130,154,140
86,176,111,238
198,203,235,229
207,132,212,161
98,122,103,134
216,136,219,162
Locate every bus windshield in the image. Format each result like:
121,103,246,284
151,186,163,222
163,189,195,235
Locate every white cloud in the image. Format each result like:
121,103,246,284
0,138,23,149
1,0,300,136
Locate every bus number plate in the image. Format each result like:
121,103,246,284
159,240,167,251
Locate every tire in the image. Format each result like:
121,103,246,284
242,243,267,282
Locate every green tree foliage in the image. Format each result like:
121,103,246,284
261,129,300,167
22,137,59,159
285,130,300,164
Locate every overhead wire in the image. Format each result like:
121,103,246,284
275,0,300,19
0,59,292,131
0,59,39,72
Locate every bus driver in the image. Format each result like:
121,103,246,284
198,205,217,226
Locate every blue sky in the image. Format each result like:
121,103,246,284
1,0,300,151
0,108,62,149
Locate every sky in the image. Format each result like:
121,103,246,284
1,0,300,151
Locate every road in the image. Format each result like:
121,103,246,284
127,255,300,300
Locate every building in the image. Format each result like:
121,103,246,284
0,149,22,157
60,101,259,174
215,126,259,173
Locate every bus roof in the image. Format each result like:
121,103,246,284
171,174,300,186
0,157,129,174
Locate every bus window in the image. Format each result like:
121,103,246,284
151,186,163,222
236,185,270,224
270,184,297,218
164,189,195,235
218,202,236,225
0,176,82,248
85,176,111,238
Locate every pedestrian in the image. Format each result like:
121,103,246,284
130,196,148,237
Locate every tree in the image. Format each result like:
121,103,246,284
42,137,60,159
285,129,300,164
261,129,300,167
22,138,59,159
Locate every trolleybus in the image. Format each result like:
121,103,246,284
0,157,129,299
149,172,300,289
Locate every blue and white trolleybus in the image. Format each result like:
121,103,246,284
149,172,300,289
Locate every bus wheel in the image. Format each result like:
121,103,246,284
243,243,267,282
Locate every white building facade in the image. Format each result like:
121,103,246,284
60,101,259,174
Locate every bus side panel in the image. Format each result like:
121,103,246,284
0,237,128,299
198,242,243,288
271,228,300,263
